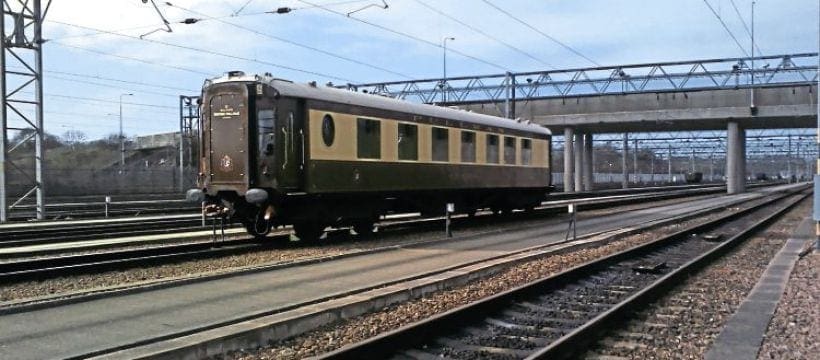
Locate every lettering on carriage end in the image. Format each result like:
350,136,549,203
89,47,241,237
213,104,240,118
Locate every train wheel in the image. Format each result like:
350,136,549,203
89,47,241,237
293,222,323,242
243,212,271,240
352,220,375,236
243,222,271,240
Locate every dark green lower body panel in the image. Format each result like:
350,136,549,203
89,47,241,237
305,160,550,193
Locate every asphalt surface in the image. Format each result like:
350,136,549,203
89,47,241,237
0,186,794,359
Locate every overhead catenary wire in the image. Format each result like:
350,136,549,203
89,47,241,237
52,41,214,76
8,65,198,93
45,69,197,92
48,75,182,97
48,0,377,41
46,93,177,109
702,0,751,58
48,19,356,83
232,0,256,16
165,2,414,79
295,0,512,72
729,0,764,56
12,89,179,111
479,0,600,67
410,0,555,69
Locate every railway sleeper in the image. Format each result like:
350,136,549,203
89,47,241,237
436,338,534,358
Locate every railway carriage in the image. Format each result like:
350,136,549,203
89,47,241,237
187,71,553,240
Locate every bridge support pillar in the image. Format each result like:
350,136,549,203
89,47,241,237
583,133,594,191
727,121,747,194
622,133,629,189
574,132,584,192
563,127,575,192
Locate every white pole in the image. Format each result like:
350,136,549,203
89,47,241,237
119,93,133,173
442,37,454,104
815,0,820,250
751,1,756,109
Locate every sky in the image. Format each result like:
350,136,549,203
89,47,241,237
7,0,818,140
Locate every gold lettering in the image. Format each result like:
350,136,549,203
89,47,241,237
213,111,241,117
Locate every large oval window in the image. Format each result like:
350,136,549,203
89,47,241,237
322,114,335,147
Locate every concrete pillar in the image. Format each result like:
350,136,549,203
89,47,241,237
574,132,584,192
727,121,747,194
583,133,594,191
739,129,746,192
668,145,673,183
563,127,575,192
622,133,629,189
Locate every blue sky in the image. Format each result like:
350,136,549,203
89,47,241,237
25,0,820,140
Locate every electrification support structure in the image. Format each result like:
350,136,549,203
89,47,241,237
622,133,629,189
1,0,51,222
574,131,584,192
178,95,200,192
563,127,574,193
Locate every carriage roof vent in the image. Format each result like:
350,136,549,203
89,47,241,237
227,71,245,78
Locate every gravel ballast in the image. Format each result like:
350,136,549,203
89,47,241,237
757,249,819,359
215,197,781,360
582,198,810,359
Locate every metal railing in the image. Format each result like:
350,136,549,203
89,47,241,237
342,53,819,117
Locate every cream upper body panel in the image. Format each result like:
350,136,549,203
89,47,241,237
308,109,549,169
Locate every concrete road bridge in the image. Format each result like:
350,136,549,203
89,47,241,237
345,53,819,194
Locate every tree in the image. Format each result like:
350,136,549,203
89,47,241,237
10,128,63,150
61,130,87,147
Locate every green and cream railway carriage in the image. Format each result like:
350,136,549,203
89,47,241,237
187,71,553,240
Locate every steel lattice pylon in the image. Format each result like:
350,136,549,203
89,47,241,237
0,0,51,221
178,95,200,192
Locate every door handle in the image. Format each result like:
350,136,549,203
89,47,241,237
300,129,305,170
281,127,288,169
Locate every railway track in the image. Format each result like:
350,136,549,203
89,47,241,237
0,186,732,284
317,188,807,359
0,239,264,284
0,185,726,251
6,195,196,221
0,215,218,249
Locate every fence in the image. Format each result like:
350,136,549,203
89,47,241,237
5,167,197,197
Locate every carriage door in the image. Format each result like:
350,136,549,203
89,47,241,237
276,98,303,189
208,86,249,191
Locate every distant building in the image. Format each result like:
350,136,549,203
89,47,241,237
133,132,180,150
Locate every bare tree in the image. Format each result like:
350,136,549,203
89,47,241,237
61,130,88,147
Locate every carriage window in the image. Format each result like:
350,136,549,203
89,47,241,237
504,136,516,165
357,118,381,159
321,114,335,147
486,134,499,164
521,139,532,165
432,127,449,162
461,131,476,163
258,109,275,156
398,123,418,161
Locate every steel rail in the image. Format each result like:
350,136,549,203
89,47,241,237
0,217,224,248
0,239,263,283
0,184,728,249
0,186,731,283
316,186,807,359
530,192,808,359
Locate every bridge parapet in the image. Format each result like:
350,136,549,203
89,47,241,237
343,53,819,120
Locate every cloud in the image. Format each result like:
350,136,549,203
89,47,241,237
13,0,817,140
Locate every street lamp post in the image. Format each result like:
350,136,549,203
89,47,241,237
119,93,133,173
750,1,756,111
442,36,455,104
